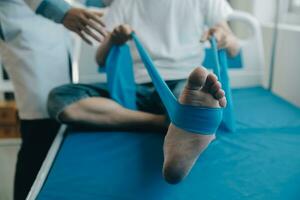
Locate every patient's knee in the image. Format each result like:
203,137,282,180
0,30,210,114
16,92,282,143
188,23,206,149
58,104,82,123
47,84,81,123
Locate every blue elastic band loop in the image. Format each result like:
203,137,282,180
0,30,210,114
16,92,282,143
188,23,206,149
203,36,236,132
102,33,237,134
132,33,223,134
218,50,236,132
103,45,137,110
210,37,221,78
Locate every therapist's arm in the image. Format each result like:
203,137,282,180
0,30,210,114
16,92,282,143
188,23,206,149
96,24,133,66
26,0,108,44
201,21,240,57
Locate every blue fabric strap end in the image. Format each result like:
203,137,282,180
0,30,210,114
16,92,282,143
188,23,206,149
218,50,236,132
103,45,137,110
208,37,236,132
101,33,233,135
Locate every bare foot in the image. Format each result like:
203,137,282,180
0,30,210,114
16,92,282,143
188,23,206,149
163,67,226,184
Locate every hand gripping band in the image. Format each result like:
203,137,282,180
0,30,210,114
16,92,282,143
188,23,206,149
102,33,235,134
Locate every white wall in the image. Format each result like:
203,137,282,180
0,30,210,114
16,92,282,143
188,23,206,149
270,24,300,107
75,41,105,83
230,0,300,107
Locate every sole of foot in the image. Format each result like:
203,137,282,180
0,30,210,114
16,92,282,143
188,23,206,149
163,66,226,184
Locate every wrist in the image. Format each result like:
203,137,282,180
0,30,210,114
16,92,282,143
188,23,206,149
226,35,240,57
97,33,113,66
36,0,72,24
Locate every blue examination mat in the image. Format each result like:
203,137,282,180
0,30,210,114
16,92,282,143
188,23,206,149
37,87,300,200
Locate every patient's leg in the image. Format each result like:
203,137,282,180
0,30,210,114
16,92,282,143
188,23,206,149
60,97,167,132
163,67,226,184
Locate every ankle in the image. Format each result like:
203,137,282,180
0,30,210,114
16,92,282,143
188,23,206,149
153,115,169,130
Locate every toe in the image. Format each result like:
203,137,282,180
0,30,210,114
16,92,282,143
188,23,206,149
210,81,222,95
186,67,208,90
203,73,218,92
215,89,225,100
219,97,227,107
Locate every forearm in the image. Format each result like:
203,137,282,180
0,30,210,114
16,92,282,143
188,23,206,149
226,34,240,57
35,0,71,23
96,33,114,67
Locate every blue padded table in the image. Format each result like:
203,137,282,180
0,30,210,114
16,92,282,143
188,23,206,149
34,87,300,200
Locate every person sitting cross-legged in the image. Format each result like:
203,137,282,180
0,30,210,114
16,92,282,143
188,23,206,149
47,0,239,184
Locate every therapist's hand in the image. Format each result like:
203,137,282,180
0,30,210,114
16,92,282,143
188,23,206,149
201,22,240,57
111,24,133,45
63,8,108,45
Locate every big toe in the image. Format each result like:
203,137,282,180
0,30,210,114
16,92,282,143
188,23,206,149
186,67,208,90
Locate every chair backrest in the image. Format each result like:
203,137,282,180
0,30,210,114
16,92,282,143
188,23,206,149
72,11,265,88
227,11,265,88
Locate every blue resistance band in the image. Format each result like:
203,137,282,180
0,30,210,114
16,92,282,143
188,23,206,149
210,38,236,132
102,33,236,134
104,45,137,110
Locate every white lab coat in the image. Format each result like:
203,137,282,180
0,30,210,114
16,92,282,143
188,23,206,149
0,0,71,120
23,0,43,11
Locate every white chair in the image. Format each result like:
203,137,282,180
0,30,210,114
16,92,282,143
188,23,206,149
227,11,265,88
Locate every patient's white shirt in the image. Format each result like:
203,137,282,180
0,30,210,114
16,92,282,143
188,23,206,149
104,0,233,84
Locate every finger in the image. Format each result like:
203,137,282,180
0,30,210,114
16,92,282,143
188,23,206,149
200,28,217,44
121,24,133,35
218,37,227,49
77,30,92,45
111,30,118,38
210,82,222,98
214,28,226,48
208,28,217,38
80,16,108,37
88,21,108,38
114,26,122,33
219,97,227,108
219,39,228,49
216,33,226,48
211,28,227,49
85,11,106,27
78,23,102,42
114,26,126,38
215,89,225,99
92,11,104,18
